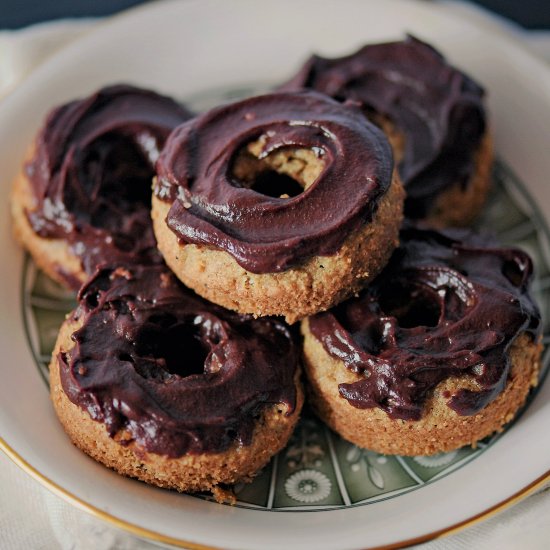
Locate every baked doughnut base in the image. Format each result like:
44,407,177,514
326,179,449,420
377,116,494,228
426,131,494,228
301,318,542,456
11,154,87,289
50,316,304,500
152,171,404,324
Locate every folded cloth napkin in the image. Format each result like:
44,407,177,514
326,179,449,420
0,19,95,98
0,4,549,549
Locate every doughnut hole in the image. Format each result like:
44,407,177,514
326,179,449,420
74,135,154,251
230,135,326,199
133,320,211,379
378,283,442,328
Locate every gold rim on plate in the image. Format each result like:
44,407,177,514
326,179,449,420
1,436,548,550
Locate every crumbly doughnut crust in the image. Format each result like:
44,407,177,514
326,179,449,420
11,153,87,288
50,316,304,498
301,318,541,456
424,131,493,227
377,116,493,227
152,170,404,324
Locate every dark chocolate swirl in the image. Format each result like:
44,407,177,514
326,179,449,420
281,36,487,219
58,265,299,457
26,85,192,288
155,90,393,273
308,226,541,420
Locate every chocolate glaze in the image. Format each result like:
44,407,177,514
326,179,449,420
280,36,487,219
308,226,541,420
58,265,299,457
26,85,192,288
155,90,393,273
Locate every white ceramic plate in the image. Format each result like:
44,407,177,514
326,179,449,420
1,1,550,549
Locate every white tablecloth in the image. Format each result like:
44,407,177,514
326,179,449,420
1,3,549,549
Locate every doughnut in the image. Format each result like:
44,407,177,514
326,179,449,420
281,36,493,226
50,264,303,498
152,90,404,324
302,225,542,455
11,85,192,289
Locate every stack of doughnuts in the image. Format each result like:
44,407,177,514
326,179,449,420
11,36,542,500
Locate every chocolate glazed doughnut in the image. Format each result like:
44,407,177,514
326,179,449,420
11,85,192,289
153,90,404,323
50,265,303,498
281,36,493,226
302,226,542,455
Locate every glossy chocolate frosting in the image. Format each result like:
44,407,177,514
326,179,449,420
308,226,541,420
58,265,299,457
155,90,393,273
26,85,192,288
281,36,487,219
